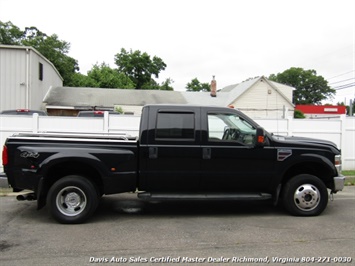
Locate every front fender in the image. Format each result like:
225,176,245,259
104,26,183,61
299,153,336,174
272,153,337,191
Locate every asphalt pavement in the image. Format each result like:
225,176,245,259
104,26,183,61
0,186,354,266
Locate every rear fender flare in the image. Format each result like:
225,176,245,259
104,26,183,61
38,153,103,176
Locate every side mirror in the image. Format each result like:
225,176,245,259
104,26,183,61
255,127,266,147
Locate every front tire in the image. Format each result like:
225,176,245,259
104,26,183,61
282,174,328,216
47,175,99,224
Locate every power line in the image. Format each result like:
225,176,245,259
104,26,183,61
327,70,355,80
332,82,355,90
329,77,355,85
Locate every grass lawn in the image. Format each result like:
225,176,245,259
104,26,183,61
342,170,355,186
342,170,355,176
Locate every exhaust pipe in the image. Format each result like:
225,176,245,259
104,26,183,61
17,193,36,201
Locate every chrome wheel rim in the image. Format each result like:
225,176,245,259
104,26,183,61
294,184,320,211
56,186,87,216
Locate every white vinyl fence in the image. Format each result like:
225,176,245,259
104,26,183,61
0,114,354,171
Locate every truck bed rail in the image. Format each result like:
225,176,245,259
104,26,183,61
12,132,138,141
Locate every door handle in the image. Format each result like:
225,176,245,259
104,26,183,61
149,147,158,159
203,147,211,160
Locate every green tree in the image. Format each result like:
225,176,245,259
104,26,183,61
87,63,135,89
338,100,355,116
70,72,97,88
0,21,79,86
21,27,79,86
269,67,335,104
140,79,160,90
0,21,23,44
114,48,167,89
186,78,210,92
140,77,174,90
294,109,306,118
159,78,174,91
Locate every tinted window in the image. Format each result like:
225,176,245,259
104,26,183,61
156,112,195,139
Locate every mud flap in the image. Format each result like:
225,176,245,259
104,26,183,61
37,177,47,210
273,184,282,206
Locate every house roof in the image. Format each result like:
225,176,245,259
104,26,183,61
43,86,188,108
43,76,295,109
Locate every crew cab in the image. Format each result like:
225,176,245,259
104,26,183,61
2,105,345,223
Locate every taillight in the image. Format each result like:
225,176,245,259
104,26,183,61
16,109,30,113
334,155,342,175
335,155,341,166
2,145,8,166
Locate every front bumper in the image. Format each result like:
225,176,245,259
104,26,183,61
333,175,345,193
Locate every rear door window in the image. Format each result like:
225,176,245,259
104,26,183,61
155,112,195,140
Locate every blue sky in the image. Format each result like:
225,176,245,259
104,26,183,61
1,0,354,104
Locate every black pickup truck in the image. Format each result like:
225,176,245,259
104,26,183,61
2,105,345,223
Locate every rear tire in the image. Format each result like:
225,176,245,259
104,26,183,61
282,174,328,216
47,175,99,224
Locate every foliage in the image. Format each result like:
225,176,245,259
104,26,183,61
350,99,355,116
22,27,80,86
186,78,210,92
114,48,167,89
0,21,23,44
0,21,79,86
70,73,98,88
159,78,174,91
140,79,160,90
123,76,174,91
114,106,124,114
87,63,135,89
294,109,306,119
269,67,335,104
337,100,355,116
1,21,172,90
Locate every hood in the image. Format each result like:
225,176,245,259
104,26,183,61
272,135,339,151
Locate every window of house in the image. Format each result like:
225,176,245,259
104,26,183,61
155,112,195,140
39,63,43,81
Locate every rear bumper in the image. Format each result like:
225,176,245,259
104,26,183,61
4,168,41,192
333,175,345,193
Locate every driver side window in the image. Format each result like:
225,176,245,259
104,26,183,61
207,113,256,145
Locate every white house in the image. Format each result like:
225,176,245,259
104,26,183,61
184,76,295,118
0,45,63,112
43,76,294,118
